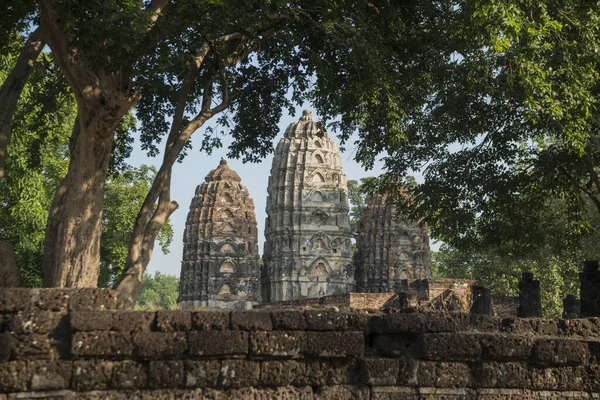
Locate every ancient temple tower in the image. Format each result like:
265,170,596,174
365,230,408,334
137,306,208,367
353,194,432,292
178,160,260,309
262,110,354,302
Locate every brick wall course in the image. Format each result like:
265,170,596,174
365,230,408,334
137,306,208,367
4,288,600,398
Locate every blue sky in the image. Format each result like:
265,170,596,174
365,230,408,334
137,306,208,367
129,105,432,278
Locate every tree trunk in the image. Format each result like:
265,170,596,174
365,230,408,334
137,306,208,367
0,27,45,180
42,104,127,287
0,241,21,287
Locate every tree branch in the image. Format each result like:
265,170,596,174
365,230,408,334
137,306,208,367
114,28,265,306
145,0,171,30
556,164,600,213
584,144,600,195
0,27,45,179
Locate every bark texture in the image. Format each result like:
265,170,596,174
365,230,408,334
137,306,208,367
0,27,44,180
42,107,129,287
0,241,21,287
40,3,139,287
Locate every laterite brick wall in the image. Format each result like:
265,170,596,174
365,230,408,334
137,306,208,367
2,288,600,399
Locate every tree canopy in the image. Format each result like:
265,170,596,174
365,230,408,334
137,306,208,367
135,271,179,310
0,32,172,288
3,0,600,304
373,1,600,260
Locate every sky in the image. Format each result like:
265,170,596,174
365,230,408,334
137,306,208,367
129,105,428,278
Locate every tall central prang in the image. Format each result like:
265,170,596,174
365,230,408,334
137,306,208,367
262,110,354,302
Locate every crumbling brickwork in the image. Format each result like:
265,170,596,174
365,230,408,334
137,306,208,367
178,160,260,309
354,194,432,292
3,288,600,398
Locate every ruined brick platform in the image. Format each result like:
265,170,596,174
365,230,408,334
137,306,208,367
2,288,600,398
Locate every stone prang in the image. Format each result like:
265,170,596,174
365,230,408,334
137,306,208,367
262,110,354,302
178,159,260,309
353,194,431,292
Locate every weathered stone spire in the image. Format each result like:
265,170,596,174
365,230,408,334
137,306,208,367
178,160,260,309
262,110,354,302
353,194,431,292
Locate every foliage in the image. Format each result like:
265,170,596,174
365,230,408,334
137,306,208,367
0,32,172,287
372,1,600,259
135,271,179,310
0,37,74,287
99,165,174,288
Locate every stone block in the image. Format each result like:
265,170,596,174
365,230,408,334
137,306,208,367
469,314,500,332
518,272,542,318
531,318,561,337
254,386,313,400
372,387,419,400
148,360,184,389
422,333,481,361
184,360,220,388
580,260,600,318
133,332,187,359
134,389,204,400
68,289,118,311
5,311,67,334
477,389,589,399
0,333,11,361
231,311,272,331
0,289,34,312
471,285,492,315
0,361,27,392
155,310,191,331
530,366,586,391
9,333,59,360
418,387,476,399
360,358,400,386
188,331,248,356
270,310,308,330
585,363,600,391
111,360,147,389
561,318,600,338
249,331,306,357
71,332,133,358
28,360,72,391
191,311,229,331
35,289,71,311
305,331,364,357
471,362,530,388
203,387,256,400
369,313,425,333
587,340,600,363
478,334,534,361
70,311,114,332
369,333,421,358
305,309,348,330
72,360,114,391
417,361,471,388
314,385,369,400
397,358,419,386
218,360,260,388
422,312,469,332
304,359,360,386
201,388,246,400
500,318,535,335
532,339,590,366
112,311,155,332
259,360,305,386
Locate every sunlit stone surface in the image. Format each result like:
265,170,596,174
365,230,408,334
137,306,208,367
353,193,431,292
262,110,355,302
178,160,260,309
